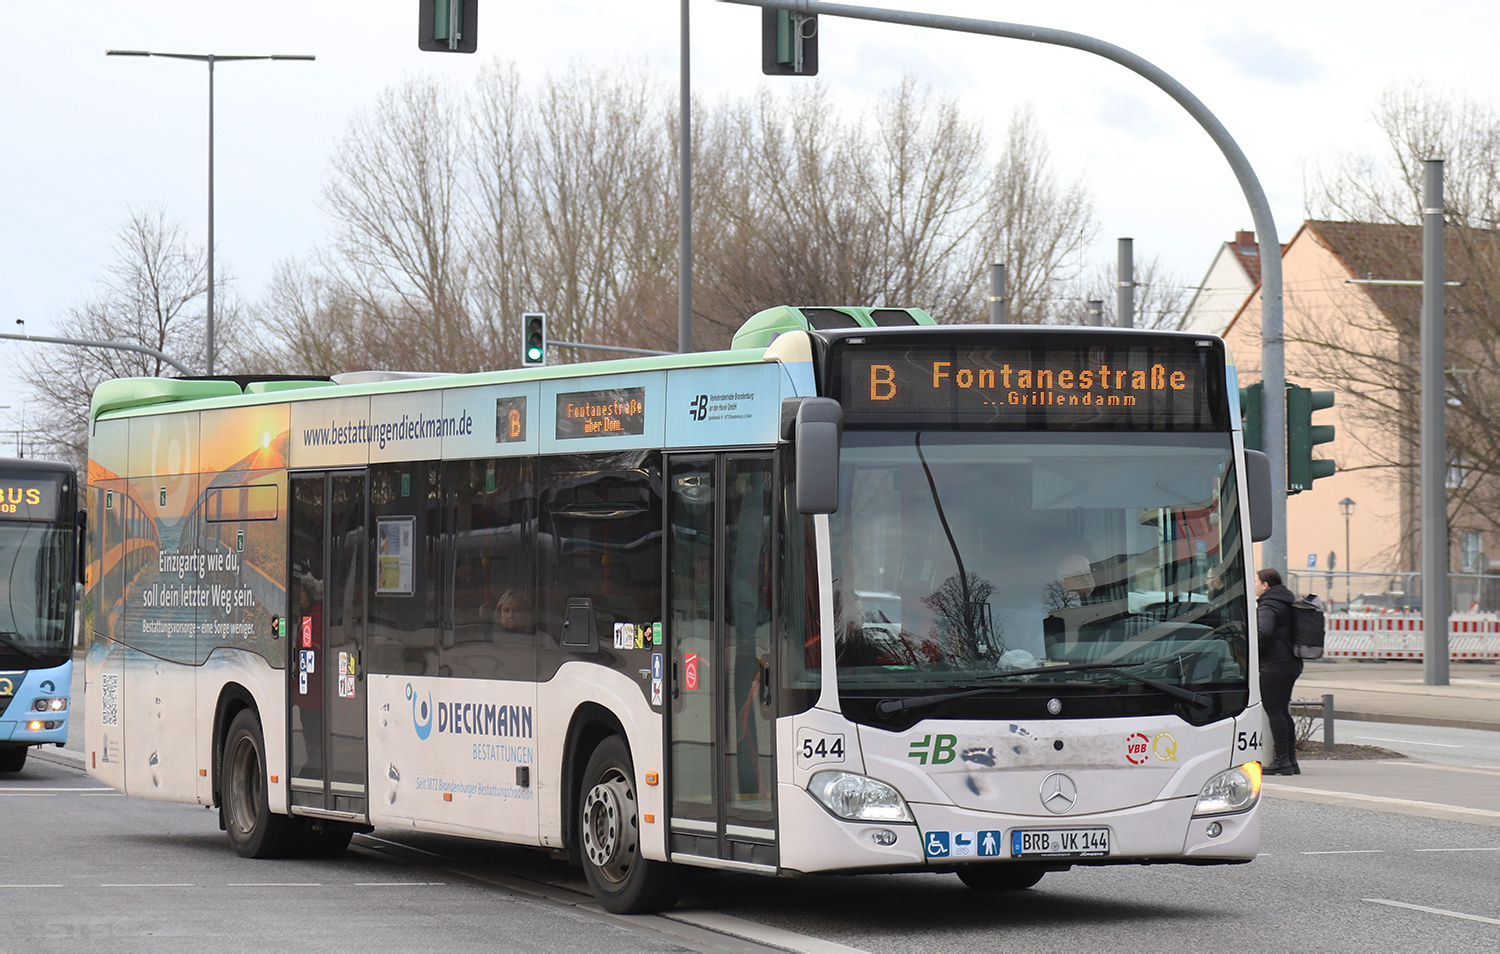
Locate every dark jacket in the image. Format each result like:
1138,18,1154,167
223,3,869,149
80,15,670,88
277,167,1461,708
1257,583,1300,671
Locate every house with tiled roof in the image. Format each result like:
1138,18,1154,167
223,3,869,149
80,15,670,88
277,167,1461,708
1223,219,1499,608
1181,230,1263,336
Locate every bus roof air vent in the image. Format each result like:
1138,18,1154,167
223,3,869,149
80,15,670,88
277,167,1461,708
730,305,937,350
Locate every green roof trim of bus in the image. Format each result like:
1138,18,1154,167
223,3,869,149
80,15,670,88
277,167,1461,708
89,346,778,421
244,380,338,395
731,306,936,350
90,378,244,420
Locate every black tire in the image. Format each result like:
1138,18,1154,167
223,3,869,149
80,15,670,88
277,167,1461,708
578,735,680,914
222,709,300,858
957,864,1048,891
299,824,355,858
0,745,27,773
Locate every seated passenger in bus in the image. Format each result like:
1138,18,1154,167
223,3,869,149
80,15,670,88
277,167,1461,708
489,590,536,635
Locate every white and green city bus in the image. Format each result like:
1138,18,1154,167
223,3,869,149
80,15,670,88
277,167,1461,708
85,306,1272,912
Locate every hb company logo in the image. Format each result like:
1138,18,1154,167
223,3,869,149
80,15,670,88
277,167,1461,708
406,683,433,740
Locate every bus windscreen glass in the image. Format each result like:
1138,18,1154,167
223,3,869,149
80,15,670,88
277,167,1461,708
835,337,1227,431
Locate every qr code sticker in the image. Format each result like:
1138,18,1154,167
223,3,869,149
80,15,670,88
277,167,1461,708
101,672,119,727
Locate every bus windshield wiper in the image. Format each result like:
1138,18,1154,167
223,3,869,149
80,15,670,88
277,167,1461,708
874,684,1021,717
875,661,1211,718
979,660,1212,711
0,631,42,660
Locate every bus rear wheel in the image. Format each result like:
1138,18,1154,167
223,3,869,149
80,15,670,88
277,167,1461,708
578,736,680,914
957,864,1048,891
0,745,27,773
222,709,300,858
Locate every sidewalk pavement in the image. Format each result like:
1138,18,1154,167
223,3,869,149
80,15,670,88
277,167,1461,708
1294,658,1500,732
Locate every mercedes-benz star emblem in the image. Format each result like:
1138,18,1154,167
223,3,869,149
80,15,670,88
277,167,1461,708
1046,697,1063,715
1039,772,1079,814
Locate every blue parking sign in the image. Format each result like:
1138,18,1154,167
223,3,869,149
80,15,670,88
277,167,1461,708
1308,553,1317,568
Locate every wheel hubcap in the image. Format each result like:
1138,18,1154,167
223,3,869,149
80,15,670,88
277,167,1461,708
227,735,261,836
582,769,637,884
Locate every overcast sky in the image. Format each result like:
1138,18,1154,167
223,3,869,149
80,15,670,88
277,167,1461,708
3,0,1495,447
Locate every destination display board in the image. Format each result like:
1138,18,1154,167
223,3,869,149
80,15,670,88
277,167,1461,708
0,477,63,520
555,388,647,440
834,337,1227,431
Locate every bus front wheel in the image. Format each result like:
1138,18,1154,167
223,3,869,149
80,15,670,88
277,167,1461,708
957,864,1048,891
578,735,680,914
0,744,27,772
222,709,299,858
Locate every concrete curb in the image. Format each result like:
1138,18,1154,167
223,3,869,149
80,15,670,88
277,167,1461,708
32,745,86,770
1331,708,1500,733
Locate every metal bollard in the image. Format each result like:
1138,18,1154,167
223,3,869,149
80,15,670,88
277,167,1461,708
1291,693,1336,751
1321,693,1334,751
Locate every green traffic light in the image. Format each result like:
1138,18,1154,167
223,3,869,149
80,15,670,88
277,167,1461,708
1287,384,1336,493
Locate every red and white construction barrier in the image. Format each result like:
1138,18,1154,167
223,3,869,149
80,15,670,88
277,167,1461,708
1324,614,1500,660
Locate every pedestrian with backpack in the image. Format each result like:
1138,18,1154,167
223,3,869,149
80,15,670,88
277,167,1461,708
1255,568,1302,775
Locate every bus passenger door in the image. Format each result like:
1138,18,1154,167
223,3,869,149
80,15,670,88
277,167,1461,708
288,471,370,820
666,454,777,869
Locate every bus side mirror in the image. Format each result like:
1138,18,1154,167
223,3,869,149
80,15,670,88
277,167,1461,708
1244,450,1273,543
795,398,842,515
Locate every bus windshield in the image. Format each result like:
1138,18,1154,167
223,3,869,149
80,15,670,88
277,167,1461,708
829,430,1249,719
0,523,76,658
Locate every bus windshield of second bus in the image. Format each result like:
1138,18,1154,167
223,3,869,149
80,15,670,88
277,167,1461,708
825,332,1249,727
0,479,76,665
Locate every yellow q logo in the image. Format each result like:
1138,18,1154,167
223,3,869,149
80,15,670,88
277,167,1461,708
1152,732,1179,762
0,678,14,696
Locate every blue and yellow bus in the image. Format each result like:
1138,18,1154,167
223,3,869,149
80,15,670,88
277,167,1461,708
86,307,1272,911
0,457,81,773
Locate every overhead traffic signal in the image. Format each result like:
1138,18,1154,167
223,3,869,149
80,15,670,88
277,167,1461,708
1287,384,1336,493
522,313,547,367
418,0,477,53
1239,382,1263,452
762,9,818,75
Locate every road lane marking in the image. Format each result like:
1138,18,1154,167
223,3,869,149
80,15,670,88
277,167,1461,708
353,882,447,886
1354,736,1461,748
1413,847,1500,852
1365,899,1500,926
664,910,873,954
228,883,323,887
100,884,194,888
2,787,111,792
0,884,64,888
1301,849,1384,855
1263,784,1500,823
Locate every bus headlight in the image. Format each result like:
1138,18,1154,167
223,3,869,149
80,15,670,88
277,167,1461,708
33,698,67,712
1193,762,1262,816
807,771,914,823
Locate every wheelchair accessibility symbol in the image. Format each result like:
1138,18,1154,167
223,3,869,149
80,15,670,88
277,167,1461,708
924,830,951,858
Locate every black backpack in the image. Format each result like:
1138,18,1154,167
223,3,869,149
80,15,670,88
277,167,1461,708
1290,594,1326,660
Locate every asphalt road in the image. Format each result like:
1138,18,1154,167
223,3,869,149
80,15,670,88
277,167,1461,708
6,751,1500,953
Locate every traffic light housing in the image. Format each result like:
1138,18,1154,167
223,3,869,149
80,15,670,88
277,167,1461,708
1239,382,1263,452
1287,384,1336,493
418,0,477,53
522,313,546,367
762,9,818,75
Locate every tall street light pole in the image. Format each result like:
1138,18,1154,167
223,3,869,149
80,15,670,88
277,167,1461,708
106,50,315,375
1340,497,1356,608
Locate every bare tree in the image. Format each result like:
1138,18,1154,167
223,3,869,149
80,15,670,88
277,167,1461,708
1069,256,1191,330
320,74,478,371
21,207,234,466
981,106,1098,325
